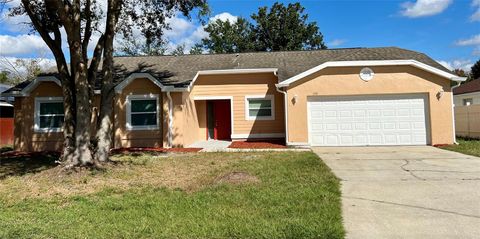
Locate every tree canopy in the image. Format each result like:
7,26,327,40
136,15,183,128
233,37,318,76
201,2,326,53
201,17,255,53
470,59,480,81
3,0,207,166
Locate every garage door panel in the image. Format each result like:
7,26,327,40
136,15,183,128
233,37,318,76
308,94,428,146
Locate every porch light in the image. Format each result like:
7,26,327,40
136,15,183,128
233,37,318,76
436,87,444,100
292,95,298,105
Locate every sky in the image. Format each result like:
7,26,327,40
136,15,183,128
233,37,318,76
0,0,479,74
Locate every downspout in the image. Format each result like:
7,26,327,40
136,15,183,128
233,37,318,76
166,91,173,148
451,81,462,145
275,85,289,146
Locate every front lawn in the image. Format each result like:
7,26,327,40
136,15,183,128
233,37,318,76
0,151,344,239
440,138,480,157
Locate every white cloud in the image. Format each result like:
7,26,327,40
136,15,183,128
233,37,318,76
114,12,238,55
210,12,238,23
437,59,473,72
0,0,32,33
454,34,480,56
471,0,480,21
400,0,452,18
164,15,196,40
164,12,238,53
0,57,56,79
455,34,480,46
0,14,32,34
328,39,346,47
0,34,51,56
473,46,480,56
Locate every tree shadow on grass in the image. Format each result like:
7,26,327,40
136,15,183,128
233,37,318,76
0,152,60,179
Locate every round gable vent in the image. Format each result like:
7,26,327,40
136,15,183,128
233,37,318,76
359,67,374,81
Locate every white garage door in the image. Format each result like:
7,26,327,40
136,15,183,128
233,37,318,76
308,94,429,146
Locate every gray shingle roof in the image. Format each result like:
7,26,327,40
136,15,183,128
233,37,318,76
2,47,452,94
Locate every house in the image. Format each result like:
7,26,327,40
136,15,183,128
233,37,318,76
1,47,466,151
453,79,480,106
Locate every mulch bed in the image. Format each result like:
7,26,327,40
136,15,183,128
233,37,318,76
0,148,202,158
110,147,202,154
228,140,287,149
0,151,60,159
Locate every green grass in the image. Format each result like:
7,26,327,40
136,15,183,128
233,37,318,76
440,138,480,157
0,152,344,239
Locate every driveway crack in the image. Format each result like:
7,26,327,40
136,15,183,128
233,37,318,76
401,159,426,181
344,196,480,219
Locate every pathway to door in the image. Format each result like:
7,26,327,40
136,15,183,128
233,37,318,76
188,140,232,152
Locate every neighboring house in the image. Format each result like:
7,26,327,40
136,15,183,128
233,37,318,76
0,83,14,103
0,47,466,152
453,79,480,106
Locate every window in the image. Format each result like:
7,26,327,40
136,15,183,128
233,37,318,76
34,97,64,132
463,98,473,106
245,95,274,120
126,94,159,130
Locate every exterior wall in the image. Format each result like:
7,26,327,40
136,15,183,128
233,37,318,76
114,78,164,148
13,82,100,151
454,104,480,138
454,92,480,106
171,73,285,147
14,82,63,151
286,66,454,146
13,82,100,152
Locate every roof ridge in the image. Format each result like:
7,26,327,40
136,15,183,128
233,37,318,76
112,46,406,59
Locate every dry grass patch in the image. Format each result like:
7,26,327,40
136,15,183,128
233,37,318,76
0,152,259,200
214,171,260,185
0,151,344,239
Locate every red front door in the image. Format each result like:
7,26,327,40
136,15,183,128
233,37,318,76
207,100,231,140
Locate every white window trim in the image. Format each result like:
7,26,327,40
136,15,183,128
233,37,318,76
34,97,64,133
126,94,160,131
245,95,275,121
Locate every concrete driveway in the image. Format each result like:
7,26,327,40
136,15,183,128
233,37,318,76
313,146,480,239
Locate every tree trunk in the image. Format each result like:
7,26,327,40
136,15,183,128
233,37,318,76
60,79,76,163
95,87,114,162
71,61,94,166
94,0,121,162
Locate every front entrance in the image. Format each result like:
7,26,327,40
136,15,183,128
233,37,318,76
206,100,231,140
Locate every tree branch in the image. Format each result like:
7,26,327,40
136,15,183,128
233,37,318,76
45,0,72,33
88,34,105,86
22,0,69,79
82,0,92,61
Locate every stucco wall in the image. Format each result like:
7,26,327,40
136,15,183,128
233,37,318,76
285,66,454,146
171,73,285,147
114,78,164,148
14,82,100,151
